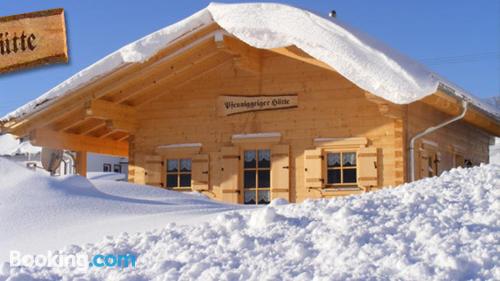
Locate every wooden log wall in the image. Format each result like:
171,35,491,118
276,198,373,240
130,52,403,202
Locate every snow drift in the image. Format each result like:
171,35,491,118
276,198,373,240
1,159,498,280
2,2,498,123
0,158,245,264
0,134,40,156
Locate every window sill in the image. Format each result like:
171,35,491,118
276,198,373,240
323,186,360,191
169,187,192,191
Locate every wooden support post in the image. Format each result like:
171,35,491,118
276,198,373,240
75,151,87,177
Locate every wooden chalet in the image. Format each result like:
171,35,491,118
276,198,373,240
1,3,498,204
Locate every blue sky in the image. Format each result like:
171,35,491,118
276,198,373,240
0,0,498,116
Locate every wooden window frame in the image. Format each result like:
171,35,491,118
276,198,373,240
241,148,271,205
165,158,192,191
323,149,358,188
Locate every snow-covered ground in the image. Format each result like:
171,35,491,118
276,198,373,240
0,134,40,156
490,137,500,165
87,171,127,181
0,159,247,264
1,159,499,280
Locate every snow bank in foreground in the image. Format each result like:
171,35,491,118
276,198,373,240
2,164,498,281
0,134,19,155
87,171,127,181
0,158,245,264
490,137,500,165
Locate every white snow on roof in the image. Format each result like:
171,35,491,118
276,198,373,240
1,2,498,123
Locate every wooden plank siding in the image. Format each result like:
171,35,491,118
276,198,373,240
132,52,401,202
407,101,491,180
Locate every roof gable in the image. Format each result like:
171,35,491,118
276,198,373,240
1,2,498,124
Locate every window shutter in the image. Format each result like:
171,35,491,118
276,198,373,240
145,155,163,187
192,154,209,191
357,147,378,188
220,146,240,191
304,148,323,188
271,144,290,190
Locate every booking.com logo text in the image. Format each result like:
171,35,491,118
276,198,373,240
89,253,136,268
10,251,137,269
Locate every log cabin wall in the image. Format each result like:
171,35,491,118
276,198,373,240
407,101,491,180
129,51,402,203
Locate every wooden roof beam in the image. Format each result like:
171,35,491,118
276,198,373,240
0,24,220,136
109,38,221,104
421,91,500,136
129,52,232,106
86,99,136,121
5,103,86,137
104,119,137,134
30,128,128,157
90,24,219,103
98,128,119,139
88,125,111,138
116,133,130,142
68,119,106,135
86,123,108,137
98,129,130,141
216,34,261,74
84,99,137,133
2,65,135,137
270,45,334,72
46,107,88,132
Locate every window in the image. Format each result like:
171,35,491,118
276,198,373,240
113,164,122,173
103,163,112,172
326,152,357,186
243,149,271,205
166,159,191,189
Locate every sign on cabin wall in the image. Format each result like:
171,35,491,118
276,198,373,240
217,95,298,116
0,8,68,74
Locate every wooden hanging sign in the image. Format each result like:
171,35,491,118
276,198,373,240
217,94,298,116
0,8,68,74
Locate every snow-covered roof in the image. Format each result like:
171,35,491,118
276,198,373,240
1,2,498,122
